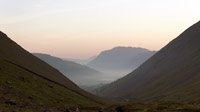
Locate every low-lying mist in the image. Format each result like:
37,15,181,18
79,69,134,94
33,46,156,94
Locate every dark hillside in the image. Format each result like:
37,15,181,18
0,31,105,111
99,21,200,102
0,31,77,90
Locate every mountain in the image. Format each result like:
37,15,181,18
88,46,156,71
0,31,104,111
64,56,97,65
33,53,102,85
99,21,200,102
87,47,156,82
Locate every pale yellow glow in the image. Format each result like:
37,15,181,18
1,0,199,58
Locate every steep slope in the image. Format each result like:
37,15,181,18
99,21,200,102
88,47,156,71
0,32,77,90
33,53,102,85
0,31,104,111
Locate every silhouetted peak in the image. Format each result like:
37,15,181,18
0,31,8,38
196,20,200,24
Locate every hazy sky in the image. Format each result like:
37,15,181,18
0,0,199,59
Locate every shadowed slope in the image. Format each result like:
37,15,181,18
0,59,101,111
99,21,200,101
0,31,105,111
0,31,78,90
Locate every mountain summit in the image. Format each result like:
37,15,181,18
88,46,156,71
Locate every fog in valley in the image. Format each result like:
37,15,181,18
33,47,155,94
38,46,155,93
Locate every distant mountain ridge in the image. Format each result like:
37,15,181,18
33,53,102,85
99,21,200,102
64,56,97,65
88,46,156,71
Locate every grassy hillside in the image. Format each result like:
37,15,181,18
33,53,102,85
99,21,200,102
0,31,104,111
0,31,77,90
0,59,101,111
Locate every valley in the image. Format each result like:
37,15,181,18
0,1,200,111
1,21,200,111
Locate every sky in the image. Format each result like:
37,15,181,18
0,0,200,59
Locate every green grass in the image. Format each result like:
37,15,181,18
0,59,101,111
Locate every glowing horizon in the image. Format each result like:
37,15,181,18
1,0,199,59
